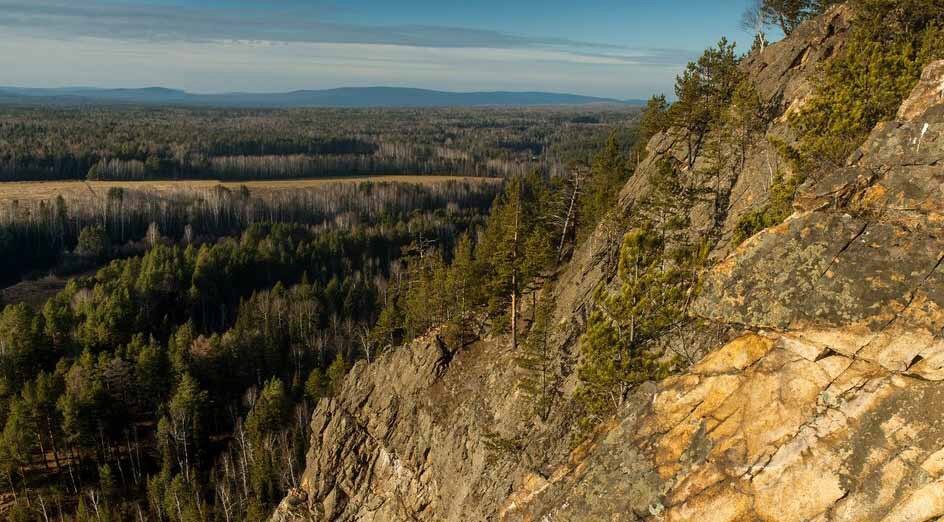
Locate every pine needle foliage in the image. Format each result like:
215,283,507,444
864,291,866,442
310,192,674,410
575,160,704,432
793,0,944,169
515,294,561,421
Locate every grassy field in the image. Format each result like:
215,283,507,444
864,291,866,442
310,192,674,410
0,274,81,309
0,175,498,204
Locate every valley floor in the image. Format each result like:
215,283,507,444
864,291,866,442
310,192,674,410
0,175,499,204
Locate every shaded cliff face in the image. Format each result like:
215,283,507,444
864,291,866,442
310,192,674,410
620,5,851,259
271,332,543,521
273,8,944,522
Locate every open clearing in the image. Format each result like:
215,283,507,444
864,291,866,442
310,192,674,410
0,274,83,309
0,175,499,204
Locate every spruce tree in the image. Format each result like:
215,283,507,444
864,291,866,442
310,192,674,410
515,295,559,420
580,133,629,236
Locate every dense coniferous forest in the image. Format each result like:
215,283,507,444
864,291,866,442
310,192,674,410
0,107,638,182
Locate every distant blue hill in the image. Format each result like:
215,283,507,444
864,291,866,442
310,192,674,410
0,86,643,108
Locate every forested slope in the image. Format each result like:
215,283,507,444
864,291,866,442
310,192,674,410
273,2,944,521
0,183,502,520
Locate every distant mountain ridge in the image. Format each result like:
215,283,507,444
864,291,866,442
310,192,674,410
0,86,642,108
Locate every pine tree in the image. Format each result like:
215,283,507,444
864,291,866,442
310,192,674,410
0,396,38,492
632,95,671,163
21,372,65,472
135,337,171,413
479,174,557,349
445,233,481,320
0,303,45,391
515,295,559,420
370,303,404,350
76,225,110,260
246,378,290,443
304,368,329,402
576,228,680,425
793,0,944,169
580,133,629,236
670,38,742,170
479,178,524,347
326,353,350,396
58,353,108,462
764,0,810,34
43,291,75,352
161,374,208,479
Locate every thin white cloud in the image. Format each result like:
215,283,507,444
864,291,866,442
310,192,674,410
0,0,696,98
0,0,692,64
0,35,679,98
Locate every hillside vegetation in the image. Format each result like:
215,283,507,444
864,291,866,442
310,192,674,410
0,106,638,519
266,2,944,521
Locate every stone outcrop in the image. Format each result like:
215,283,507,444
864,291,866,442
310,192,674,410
274,8,944,521
898,60,944,121
501,59,944,521
618,5,852,259
272,333,517,521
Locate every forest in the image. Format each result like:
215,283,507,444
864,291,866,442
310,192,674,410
0,95,639,520
0,185,500,520
0,180,501,288
0,107,638,182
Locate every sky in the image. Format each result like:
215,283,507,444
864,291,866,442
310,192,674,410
0,0,757,99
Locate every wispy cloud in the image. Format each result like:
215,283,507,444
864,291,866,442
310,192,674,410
0,0,577,48
0,0,692,66
0,34,683,98
0,0,698,97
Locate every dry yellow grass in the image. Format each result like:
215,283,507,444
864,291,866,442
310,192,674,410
0,175,498,204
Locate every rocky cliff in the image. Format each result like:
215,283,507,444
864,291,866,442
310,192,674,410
619,5,851,259
501,57,944,521
273,7,944,521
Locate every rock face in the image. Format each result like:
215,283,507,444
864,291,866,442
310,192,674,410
272,333,527,521
619,5,852,259
503,59,944,521
273,9,944,522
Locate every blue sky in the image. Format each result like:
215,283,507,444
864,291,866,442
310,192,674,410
0,0,756,98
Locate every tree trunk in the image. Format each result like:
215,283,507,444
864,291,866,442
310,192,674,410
511,275,518,351
511,183,521,351
558,171,580,262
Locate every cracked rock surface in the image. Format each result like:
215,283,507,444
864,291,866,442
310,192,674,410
506,59,944,522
